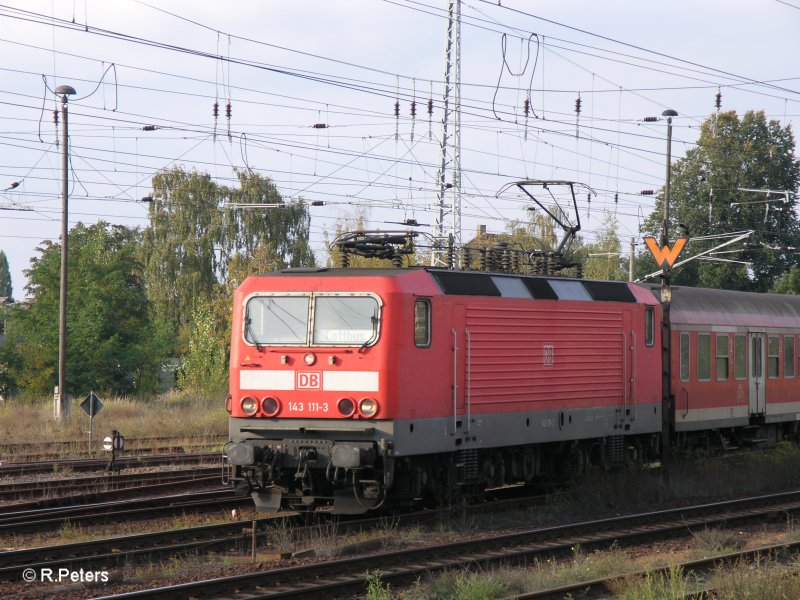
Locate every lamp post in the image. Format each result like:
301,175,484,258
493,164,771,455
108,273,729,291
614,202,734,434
55,84,76,422
660,108,677,467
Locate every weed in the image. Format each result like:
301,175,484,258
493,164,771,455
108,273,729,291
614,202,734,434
709,557,800,600
609,564,691,600
57,521,86,543
365,571,393,600
690,527,745,556
264,517,295,552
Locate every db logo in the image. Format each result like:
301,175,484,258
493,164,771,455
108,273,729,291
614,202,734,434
297,372,321,389
543,344,555,367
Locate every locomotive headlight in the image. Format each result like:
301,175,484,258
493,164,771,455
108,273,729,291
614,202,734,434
304,352,316,366
262,396,281,417
240,396,258,416
359,397,378,418
337,397,356,417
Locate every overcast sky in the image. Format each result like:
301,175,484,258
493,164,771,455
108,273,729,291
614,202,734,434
1,0,798,296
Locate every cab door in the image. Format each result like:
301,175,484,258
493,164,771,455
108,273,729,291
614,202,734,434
620,311,635,426
450,304,467,435
749,331,766,415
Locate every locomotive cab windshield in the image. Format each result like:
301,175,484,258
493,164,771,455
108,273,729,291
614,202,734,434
243,293,381,347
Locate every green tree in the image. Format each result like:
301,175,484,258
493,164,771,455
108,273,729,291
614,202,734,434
771,266,800,294
639,110,800,290
178,300,228,395
140,167,314,349
0,250,12,299
580,211,628,281
4,222,160,396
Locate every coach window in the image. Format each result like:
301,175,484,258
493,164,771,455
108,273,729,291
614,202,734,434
785,336,795,378
716,334,729,381
680,333,690,382
734,334,747,380
768,335,780,379
414,299,431,347
644,307,655,346
697,334,711,381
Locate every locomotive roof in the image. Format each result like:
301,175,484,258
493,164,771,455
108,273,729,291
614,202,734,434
265,267,645,303
640,284,800,328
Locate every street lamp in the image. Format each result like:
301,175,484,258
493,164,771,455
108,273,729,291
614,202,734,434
55,84,76,421
660,108,677,467
661,109,678,261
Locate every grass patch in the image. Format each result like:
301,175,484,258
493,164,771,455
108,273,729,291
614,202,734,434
709,557,800,599
0,391,227,449
609,564,692,600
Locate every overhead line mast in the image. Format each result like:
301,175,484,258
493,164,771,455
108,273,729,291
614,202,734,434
433,0,462,267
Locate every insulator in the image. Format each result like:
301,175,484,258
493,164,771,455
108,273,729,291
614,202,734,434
447,243,455,270
523,98,530,118
547,254,555,275
574,95,581,114
394,100,400,118
715,89,722,110
587,193,591,204
478,248,487,271
312,123,328,129
226,102,232,119
142,125,157,131
461,247,472,270
575,263,584,279
511,250,519,274
614,193,619,204
310,200,325,206
486,248,495,272
410,101,417,118
53,110,59,127
392,253,403,268
212,101,219,118
427,98,433,116
640,190,655,196
339,248,350,269
500,248,511,273
643,116,658,123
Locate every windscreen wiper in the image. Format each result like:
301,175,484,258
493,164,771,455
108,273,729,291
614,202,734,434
244,314,263,352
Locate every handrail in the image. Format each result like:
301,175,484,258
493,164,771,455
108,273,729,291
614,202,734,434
621,331,627,422
465,329,472,433
630,330,637,419
451,329,458,435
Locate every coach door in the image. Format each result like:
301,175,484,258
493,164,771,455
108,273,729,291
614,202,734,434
749,331,766,415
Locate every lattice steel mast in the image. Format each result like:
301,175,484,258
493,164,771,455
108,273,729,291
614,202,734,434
432,0,462,266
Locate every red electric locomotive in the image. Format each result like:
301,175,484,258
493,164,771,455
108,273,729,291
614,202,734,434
225,267,663,513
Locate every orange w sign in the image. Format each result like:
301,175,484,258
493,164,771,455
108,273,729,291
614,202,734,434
644,236,688,269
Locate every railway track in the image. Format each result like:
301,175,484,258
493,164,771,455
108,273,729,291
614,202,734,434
512,541,800,599
0,452,221,477
66,488,800,599
4,488,800,595
0,488,249,535
0,467,221,502
0,435,226,459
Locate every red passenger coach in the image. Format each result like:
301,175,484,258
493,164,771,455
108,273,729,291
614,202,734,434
660,286,800,446
226,267,663,513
